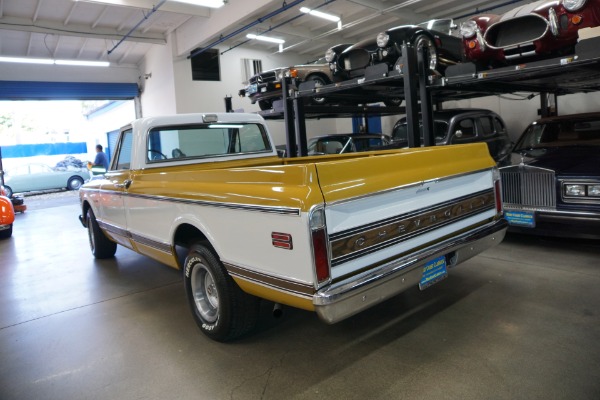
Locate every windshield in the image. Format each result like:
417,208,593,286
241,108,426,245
514,117,600,151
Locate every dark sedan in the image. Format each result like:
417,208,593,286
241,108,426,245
460,0,600,66
390,108,512,165
500,112,600,239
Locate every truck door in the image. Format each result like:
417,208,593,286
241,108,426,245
97,127,134,249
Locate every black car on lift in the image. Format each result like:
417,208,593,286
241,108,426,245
390,108,512,166
500,112,600,239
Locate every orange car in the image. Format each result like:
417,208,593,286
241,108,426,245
0,185,15,239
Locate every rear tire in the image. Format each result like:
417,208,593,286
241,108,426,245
307,75,330,105
383,98,403,107
86,208,117,259
4,186,13,198
184,241,260,342
67,176,84,190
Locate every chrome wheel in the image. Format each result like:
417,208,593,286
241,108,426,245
414,35,438,72
190,263,219,323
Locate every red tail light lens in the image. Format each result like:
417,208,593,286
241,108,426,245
310,207,330,284
312,228,330,283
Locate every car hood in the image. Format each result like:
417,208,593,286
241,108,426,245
500,0,557,20
510,146,600,177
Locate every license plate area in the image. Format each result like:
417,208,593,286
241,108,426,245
419,255,448,290
505,210,535,228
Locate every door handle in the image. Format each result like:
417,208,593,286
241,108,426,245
114,180,132,189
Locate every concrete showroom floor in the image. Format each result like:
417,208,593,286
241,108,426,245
1,191,599,400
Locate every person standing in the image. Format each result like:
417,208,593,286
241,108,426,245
92,144,109,173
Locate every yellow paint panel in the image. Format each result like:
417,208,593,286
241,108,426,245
314,143,495,203
133,242,179,269
128,162,323,212
234,278,316,312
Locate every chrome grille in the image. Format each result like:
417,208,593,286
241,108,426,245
485,15,548,49
500,166,556,210
249,71,277,85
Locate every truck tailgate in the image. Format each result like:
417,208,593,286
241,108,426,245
313,143,500,280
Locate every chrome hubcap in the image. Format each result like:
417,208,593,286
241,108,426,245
191,263,219,323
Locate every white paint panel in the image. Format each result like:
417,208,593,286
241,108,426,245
325,170,494,234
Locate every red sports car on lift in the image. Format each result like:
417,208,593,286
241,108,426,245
459,0,600,66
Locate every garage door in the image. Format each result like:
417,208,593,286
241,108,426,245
0,81,139,100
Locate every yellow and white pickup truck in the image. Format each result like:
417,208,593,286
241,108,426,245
79,112,507,342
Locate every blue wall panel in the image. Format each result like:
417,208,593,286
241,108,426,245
0,81,139,100
2,143,88,158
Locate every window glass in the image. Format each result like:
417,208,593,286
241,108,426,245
115,129,133,170
452,118,476,140
480,117,495,137
146,123,272,163
493,117,506,133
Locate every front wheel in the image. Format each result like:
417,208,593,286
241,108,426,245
258,99,273,111
4,186,13,198
184,242,260,342
413,34,438,73
86,208,117,259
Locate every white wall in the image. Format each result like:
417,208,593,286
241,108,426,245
138,37,178,117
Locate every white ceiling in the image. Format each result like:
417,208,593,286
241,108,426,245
0,0,529,67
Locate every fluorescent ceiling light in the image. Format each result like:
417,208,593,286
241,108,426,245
169,0,225,7
246,34,285,44
0,56,109,67
55,60,110,67
300,7,340,22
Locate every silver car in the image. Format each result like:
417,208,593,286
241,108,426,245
3,163,90,197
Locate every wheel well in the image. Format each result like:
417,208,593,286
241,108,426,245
81,201,91,224
306,73,331,84
174,223,211,269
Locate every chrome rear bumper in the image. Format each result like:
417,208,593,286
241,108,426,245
314,218,508,324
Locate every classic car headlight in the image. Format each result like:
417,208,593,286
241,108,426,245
278,69,288,79
588,185,600,197
459,20,478,38
563,0,587,11
376,32,390,48
563,182,600,200
565,184,586,196
325,48,336,63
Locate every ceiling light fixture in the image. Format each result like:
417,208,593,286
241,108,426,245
169,0,225,7
300,7,340,22
246,34,285,44
0,56,110,67
246,34,285,52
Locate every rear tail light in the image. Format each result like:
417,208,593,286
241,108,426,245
310,207,330,284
